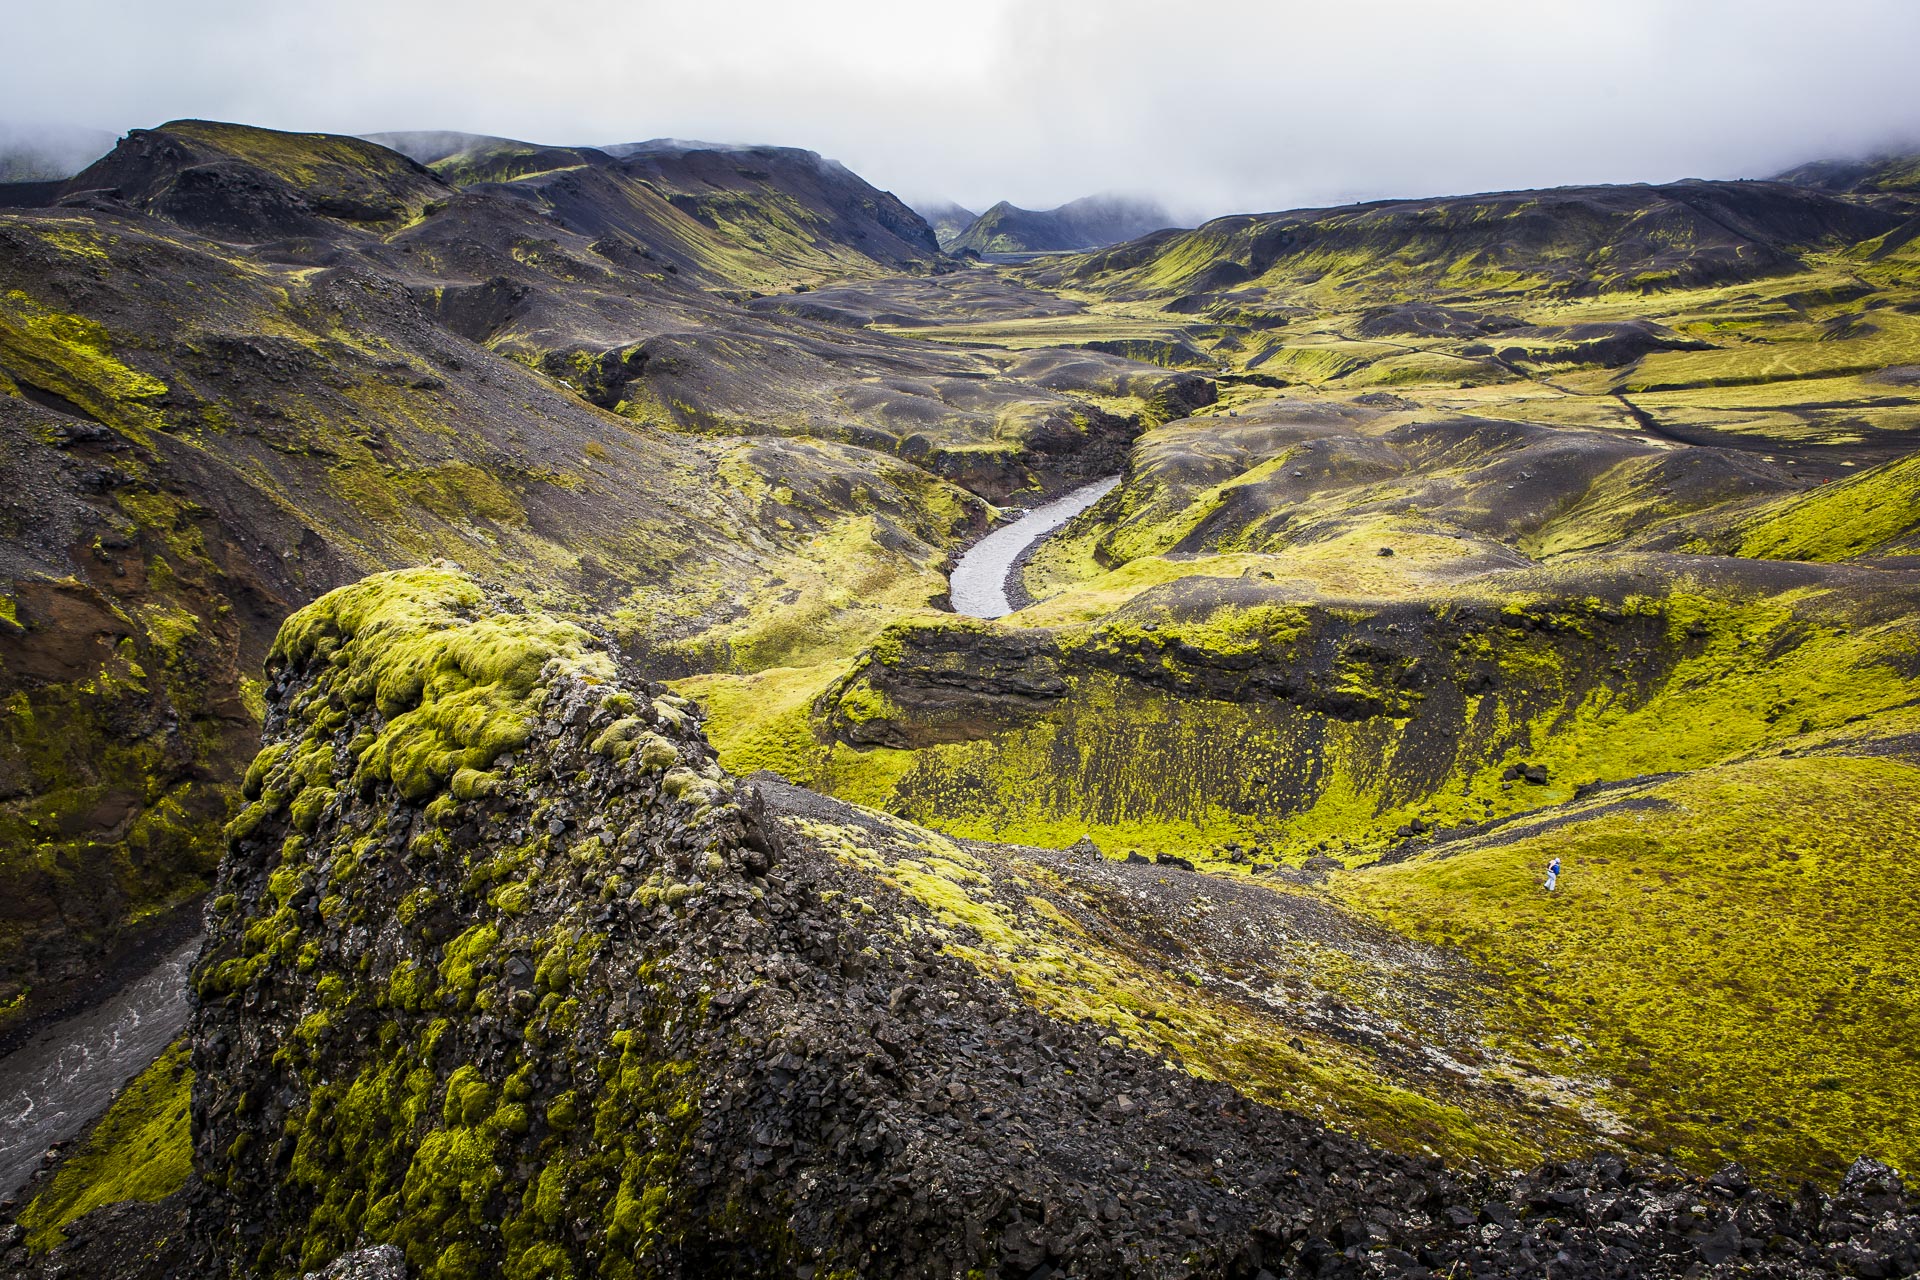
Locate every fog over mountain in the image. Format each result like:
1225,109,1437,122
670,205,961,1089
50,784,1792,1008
4,0,1920,220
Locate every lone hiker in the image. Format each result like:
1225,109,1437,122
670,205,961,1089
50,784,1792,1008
1544,857,1561,892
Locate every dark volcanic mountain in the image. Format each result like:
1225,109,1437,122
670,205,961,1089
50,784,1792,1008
1774,150,1920,194
948,193,1180,255
910,198,980,250
1030,177,1915,304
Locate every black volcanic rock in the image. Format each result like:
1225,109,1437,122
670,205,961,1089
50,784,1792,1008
60,121,448,242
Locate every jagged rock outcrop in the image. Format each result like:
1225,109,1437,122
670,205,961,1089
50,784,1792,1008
154,568,1920,1278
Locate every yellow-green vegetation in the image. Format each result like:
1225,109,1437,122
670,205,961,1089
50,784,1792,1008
1341,755,1920,1181
705,573,1920,864
0,289,168,434
260,567,610,803
18,1038,194,1249
206,566,619,1000
1736,451,1920,560
789,813,1548,1165
0,573,246,1034
675,661,918,812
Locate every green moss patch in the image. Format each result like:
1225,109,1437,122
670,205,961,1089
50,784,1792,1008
1736,452,1920,561
264,567,612,803
1343,755,1920,1182
17,1037,193,1250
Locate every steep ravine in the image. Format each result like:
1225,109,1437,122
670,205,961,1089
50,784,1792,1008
0,938,197,1200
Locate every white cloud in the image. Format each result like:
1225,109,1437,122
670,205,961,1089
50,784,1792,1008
4,0,1918,219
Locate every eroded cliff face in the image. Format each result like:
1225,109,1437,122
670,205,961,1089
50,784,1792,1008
165,568,1920,1280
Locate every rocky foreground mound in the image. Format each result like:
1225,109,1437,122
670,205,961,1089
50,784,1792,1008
15,567,1916,1279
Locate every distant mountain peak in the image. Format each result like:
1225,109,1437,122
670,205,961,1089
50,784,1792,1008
911,199,981,250
948,194,1182,256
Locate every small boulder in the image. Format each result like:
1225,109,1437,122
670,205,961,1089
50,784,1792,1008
1842,1155,1905,1199
1066,834,1104,862
304,1245,410,1280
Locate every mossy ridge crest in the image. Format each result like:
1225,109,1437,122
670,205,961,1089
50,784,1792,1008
261,566,611,805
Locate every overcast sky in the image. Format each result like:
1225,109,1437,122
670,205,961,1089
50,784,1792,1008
5,0,1920,220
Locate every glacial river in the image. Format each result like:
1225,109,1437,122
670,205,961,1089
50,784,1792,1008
948,475,1119,619
0,937,200,1200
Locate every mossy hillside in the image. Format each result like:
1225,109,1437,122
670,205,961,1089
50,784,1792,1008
782,812,1563,1168
0,664,232,1029
993,192,1920,480
1035,400,1803,588
528,317,1179,506
0,448,261,1032
192,568,786,1278
773,565,1920,861
0,179,992,644
672,660,916,814
1340,754,1920,1183
1733,450,1920,561
625,437,988,675
0,196,1021,715
17,1036,193,1249
1029,182,1900,306
0,288,169,437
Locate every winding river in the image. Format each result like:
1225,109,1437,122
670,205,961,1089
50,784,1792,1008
0,937,200,1200
949,475,1119,619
